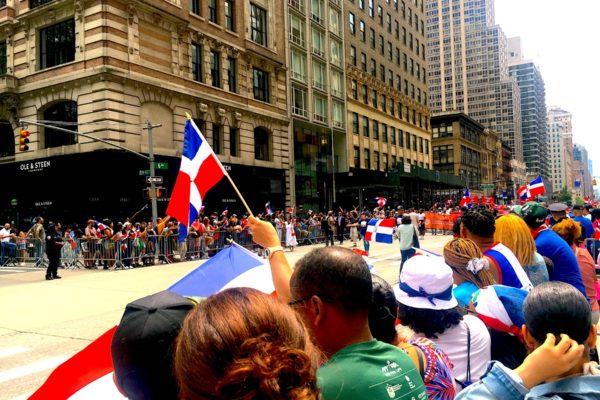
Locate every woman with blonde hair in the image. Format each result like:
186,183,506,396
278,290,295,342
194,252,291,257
494,214,549,286
443,238,497,307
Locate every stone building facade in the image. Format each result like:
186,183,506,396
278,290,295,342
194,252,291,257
0,0,292,222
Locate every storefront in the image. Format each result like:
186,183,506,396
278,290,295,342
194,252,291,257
0,150,286,229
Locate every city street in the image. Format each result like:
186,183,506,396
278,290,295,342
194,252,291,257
0,234,452,399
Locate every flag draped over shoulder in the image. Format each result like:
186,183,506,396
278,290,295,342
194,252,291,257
30,243,274,399
365,218,396,244
167,119,226,240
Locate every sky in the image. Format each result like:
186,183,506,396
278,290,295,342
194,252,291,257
494,0,600,176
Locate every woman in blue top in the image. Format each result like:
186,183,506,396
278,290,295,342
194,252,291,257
443,238,496,308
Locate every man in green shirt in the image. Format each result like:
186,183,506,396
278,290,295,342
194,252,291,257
290,247,428,399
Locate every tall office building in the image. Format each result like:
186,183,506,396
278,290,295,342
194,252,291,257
547,107,573,194
344,0,432,184
288,0,348,211
507,37,548,180
425,0,525,188
573,143,592,199
0,0,292,222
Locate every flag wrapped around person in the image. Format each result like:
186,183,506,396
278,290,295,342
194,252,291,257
167,117,226,241
365,218,396,244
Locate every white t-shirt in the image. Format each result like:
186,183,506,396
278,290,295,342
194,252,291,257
0,228,11,243
412,314,491,392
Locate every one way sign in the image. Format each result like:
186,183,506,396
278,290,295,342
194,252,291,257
146,176,163,184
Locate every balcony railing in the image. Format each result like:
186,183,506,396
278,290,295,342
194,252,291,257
292,107,308,118
312,80,326,91
291,71,306,82
313,113,327,123
288,0,303,12
289,33,305,47
311,13,323,25
311,47,324,58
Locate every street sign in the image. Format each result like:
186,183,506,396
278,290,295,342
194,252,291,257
146,176,163,184
480,184,495,189
139,169,150,176
154,162,169,170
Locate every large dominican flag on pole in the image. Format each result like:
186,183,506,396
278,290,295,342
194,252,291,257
167,118,226,240
365,218,396,244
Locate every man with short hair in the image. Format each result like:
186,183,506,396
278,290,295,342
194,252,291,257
248,217,428,400
548,202,568,226
520,202,587,299
572,204,593,239
0,223,16,266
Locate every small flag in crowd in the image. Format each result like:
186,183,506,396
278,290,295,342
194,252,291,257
527,176,545,196
167,118,226,242
459,187,471,207
265,201,273,215
30,243,275,399
517,185,529,204
95,220,108,232
585,195,591,205
287,206,294,214
376,197,387,208
221,208,229,217
365,218,396,244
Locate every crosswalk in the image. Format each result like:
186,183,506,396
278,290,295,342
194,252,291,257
0,346,68,399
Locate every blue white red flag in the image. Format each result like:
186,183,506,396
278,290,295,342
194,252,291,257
30,243,274,399
459,187,470,207
167,118,226,241
376,197,387,208
265,201,273,215
527,176,545,196
95,221,108,232
517,185,530,204
365,218,396,244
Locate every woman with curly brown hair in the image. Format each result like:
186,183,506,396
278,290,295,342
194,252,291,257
443,238,497,308
174,287,322,400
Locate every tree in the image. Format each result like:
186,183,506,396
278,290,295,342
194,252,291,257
558,186,572,205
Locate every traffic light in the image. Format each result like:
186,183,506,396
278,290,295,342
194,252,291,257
19,129,30,151
143,187,167,199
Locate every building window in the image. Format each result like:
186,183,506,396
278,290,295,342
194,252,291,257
350,45,356,66
390,99,395,116
360,52,367,71
374,151,380,170
363,116,369,137
289,13,306,47
349,12,355,34
311,27,325,57
351,80,358,99
370,58,376,76
253,67,269,102
254,127,271,161
398,129,404,147
362,84,368,104
311,0,324,23
313,61,326,91
412,134,417,151
331,69,343,98
208,0,218,23
373,120,379,140
292,86,308,117
189,0,200,14
352,113,359,134
354,146,360,168
371,89,377,108
210,50,220,88
313,94,327,123
382,124,388,143
40,19,75,70
44,101,78,148
191,42,202,82
382,95,387,112
370,28,375,48
227,57,237,92
390,126,396,145
230,127,239,157
425,139,429,154
291,49,307,82
364,148,370,169
225,0,235,31
250,4,267,46
419,137,423,153
433,145,454,164
0,41,6,75
332,101,344,128
359,20,366,42
212,124,222,154
330,40,342,67
405,132,410,149
329,7,341,36
368,0,374,16
29,0,53,8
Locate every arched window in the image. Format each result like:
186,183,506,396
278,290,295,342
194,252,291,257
254,127,271,161
44,101,77,148
0,121,14,157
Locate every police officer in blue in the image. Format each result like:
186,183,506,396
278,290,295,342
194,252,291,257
548,202,568,227
45,222,64,280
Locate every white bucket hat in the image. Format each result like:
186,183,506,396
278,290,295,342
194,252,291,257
394,255,458,310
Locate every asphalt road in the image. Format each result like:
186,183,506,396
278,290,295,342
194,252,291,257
0,235,452,399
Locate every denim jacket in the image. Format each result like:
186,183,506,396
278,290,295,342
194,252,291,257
456,361,600,400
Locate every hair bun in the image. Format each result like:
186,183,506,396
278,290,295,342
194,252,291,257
216,335,318,399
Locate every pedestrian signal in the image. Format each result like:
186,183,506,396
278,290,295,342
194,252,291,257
19,129,30,151
143,187,167,199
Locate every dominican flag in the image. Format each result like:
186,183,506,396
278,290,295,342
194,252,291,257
517,185,530,204
527,176,545,197
265,202,273,215
376,197,387,208
95,221,108,232
221,208,229,217
459,188,470,207
585,196,591,205
30,243,274,399
167,118,226,242
365,218,396,244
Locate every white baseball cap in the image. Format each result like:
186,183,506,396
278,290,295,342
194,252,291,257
394,255,458,310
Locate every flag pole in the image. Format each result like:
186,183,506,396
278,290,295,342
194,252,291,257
185,113,255,218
